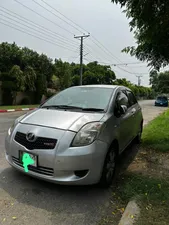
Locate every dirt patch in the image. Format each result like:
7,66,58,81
127,148,169,178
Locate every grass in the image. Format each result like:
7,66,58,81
0,105,38,110
115,173,169,225
142,109,169,152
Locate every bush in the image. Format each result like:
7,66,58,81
46,90,55,99
20,97,31,105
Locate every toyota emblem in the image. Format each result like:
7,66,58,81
26,132,37,142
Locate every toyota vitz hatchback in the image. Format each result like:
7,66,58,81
5,85,143,187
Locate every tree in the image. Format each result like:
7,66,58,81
113,78,131,87
24,66,36,91
0,42,22,73
83,71,99,85
150,71,169,94
113,77,154,99
54,59,72,90
149,70,159,92
9,65,25,104
86,61,116,84
0,41,154,104
48,75,60,90
158,72,169,94
35,73,47,103
112,0,169,70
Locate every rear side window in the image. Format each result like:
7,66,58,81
126,90,137,106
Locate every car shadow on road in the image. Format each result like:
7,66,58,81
0,142,140,223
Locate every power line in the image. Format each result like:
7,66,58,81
0,5,78,47
33,0,83,34
38,0,125,66
13,0,74,35
90,36,123,64
12,0,147,76
68,54,80,62
89,60,148,68
0,12,77,50
84,46,105,62
32,0,143,73
86,40,115,63
83,59,148,75
35,0,122,66
29,0,139,74
120,62,147,65
85,44,113,63
114,65,147,75
0,19,76,52
89,37,147,75
40,0,89,34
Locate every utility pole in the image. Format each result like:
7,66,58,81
136,75,143,86
74,34,90,85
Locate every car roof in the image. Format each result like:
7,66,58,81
72,84,125,89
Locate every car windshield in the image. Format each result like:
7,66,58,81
41,86,115,111
157,96,167,101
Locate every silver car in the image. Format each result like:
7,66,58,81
5,85,143,187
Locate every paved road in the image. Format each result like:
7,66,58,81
0,100,167,225
139,100,167,125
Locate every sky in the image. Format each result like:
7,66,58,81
0,0,153,86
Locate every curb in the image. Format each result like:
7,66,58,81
118,200,140,225
0,108,35,113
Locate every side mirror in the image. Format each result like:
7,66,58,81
120,105,127,114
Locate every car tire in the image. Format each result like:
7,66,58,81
99,147,117,188
136,124,143,144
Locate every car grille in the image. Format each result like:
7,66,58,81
14,132,57,150
12,156,54,176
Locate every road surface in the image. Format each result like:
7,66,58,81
0,100,167,225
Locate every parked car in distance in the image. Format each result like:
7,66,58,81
5,85,143,187
155,96,168,107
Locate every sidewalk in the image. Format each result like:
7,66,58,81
0,105,37,113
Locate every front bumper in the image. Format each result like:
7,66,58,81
5,123,108,185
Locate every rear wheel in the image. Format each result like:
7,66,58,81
99,147,117,188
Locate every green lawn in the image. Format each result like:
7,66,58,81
117,173,169,225
142,109,169,152
0,105,38,110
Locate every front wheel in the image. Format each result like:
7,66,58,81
136,124,143,144
99,147,117,188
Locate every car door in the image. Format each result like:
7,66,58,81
126,90,141,138
113,90,133,152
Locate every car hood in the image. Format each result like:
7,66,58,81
19,108,105,132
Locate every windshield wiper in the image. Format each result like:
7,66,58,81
41,105,83,110
41,105,104,112
81,108,105,112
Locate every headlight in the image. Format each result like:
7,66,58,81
8,123,15,136
71,122,105,147
8,114,25,136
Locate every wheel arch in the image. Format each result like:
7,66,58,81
108,139,119,156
